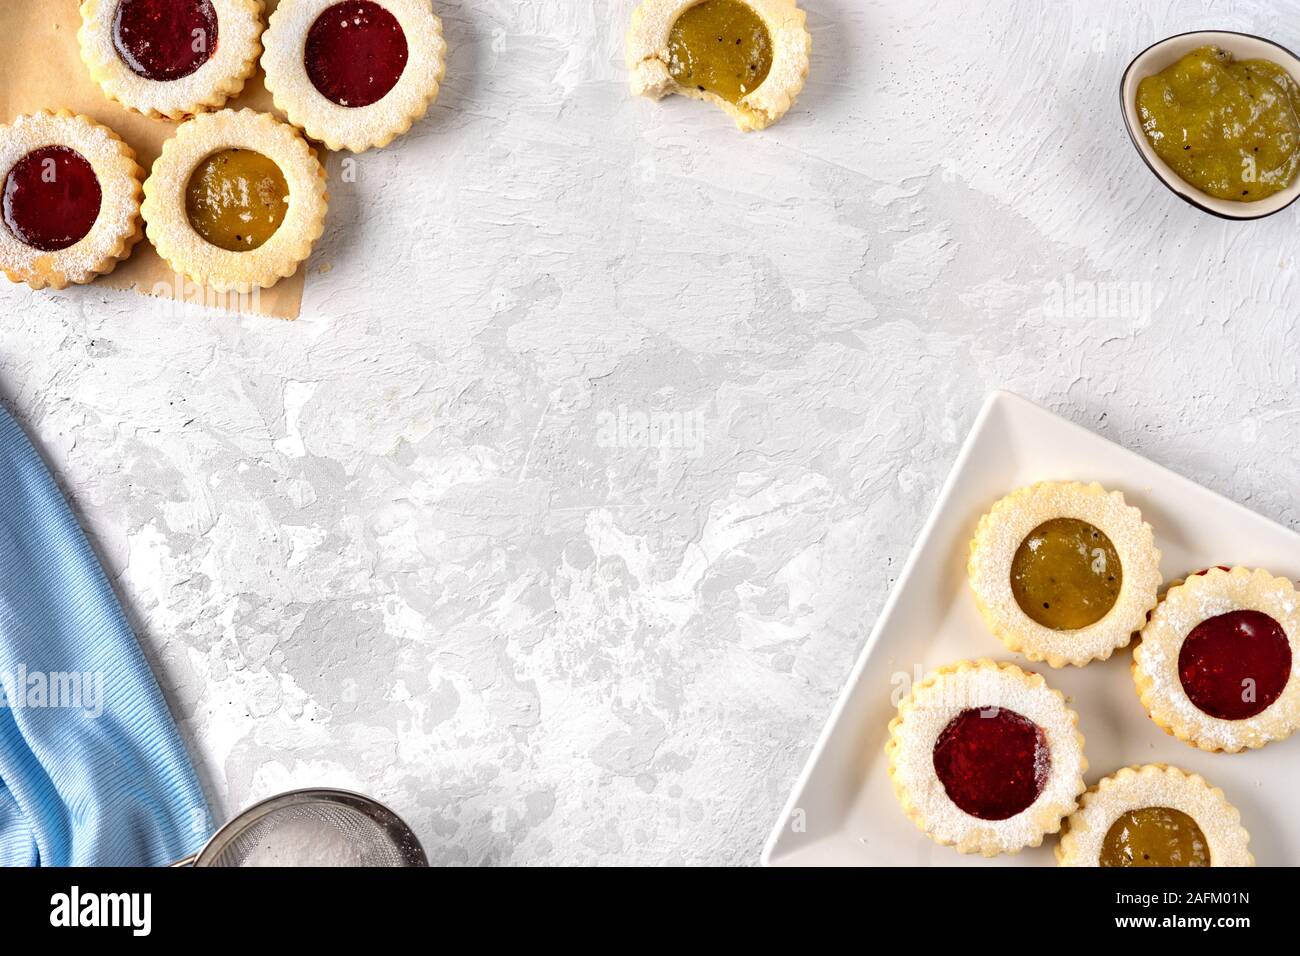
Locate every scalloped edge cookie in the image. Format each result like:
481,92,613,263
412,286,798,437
0,110,144,290
1057,764,1253,867
968,481,1162,668
886,659,1087,857
79,0,265,119
626,0,812,131
142,109,328,293
1133,567,1300,753
262,0,447,153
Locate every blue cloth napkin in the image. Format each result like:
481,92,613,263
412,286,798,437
0,406,211,866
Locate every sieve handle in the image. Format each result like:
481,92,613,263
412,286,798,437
170,852,198,867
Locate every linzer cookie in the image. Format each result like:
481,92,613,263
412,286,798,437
262,0,446,152
0,110,143,289
1133,567,1300,752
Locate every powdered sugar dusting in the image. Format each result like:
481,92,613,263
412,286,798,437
238,816,366,866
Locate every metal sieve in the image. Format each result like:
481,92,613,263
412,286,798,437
175,788,427,867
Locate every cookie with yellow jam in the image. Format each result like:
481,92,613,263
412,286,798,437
626,0,811,131
968,481,1162,667
1058,765,1252,867
142,109,327,293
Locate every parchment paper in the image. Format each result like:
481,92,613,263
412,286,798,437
0,0,310,319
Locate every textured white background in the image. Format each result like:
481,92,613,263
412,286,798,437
3,0,1300,865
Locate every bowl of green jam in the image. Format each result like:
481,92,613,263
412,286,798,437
1121,30,1300,219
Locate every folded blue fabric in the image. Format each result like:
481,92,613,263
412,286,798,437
0,406,211,866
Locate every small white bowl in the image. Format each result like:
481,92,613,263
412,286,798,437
1121,30,1300,220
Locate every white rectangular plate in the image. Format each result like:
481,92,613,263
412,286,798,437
764,391,1300,866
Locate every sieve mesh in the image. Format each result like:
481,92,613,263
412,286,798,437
195,789,427,867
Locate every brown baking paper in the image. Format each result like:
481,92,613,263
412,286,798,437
0,0,312,319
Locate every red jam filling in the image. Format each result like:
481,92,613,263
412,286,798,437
3,146,102,252
305,0,408,108
932,707,1049,820
113,0,218,82
1179,610,1292,720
